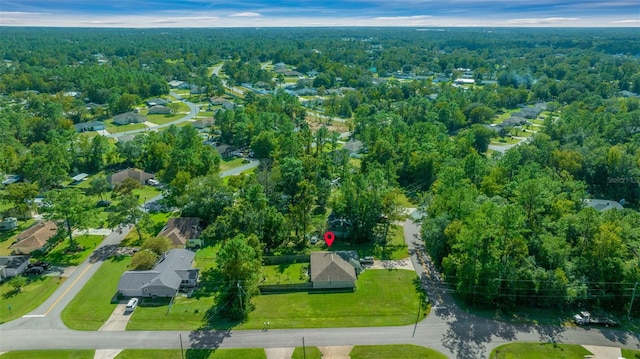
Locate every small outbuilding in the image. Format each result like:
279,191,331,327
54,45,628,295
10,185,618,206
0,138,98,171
0,256,30,280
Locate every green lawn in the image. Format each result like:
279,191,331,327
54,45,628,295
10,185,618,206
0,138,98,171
0,219,36,256
350,345,447,359
491,137,520,145
115,349,266,359
146,113,184,125
127,269,422,331
292,347,322,359
126,295,217,330
194,244,220,270
241,269,422,329
623,349,640,358
132,186,161,204
0,276,65,324
490,343,592,359
219,158,246,172
61,256,131,330
41,234,104,266
261,263,309,285
103,119,147,134
0,350,95,359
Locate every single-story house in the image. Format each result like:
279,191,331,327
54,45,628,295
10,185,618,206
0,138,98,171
74,121,105,132
113,112,147,125
0,256,30,280
157,217,202,248
11,221,58,254
343,138,364,154
107,168,155,187
168,80,185,88
116,134,136,143
146,98,168,107
583,199,624,212
310,251,357,289
117,249,199,297
192,117,214,129
209,96,228,105
148,105,173,115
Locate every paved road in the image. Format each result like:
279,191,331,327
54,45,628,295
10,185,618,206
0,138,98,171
1,212,638,357
106,92,198,139
0,226,131,331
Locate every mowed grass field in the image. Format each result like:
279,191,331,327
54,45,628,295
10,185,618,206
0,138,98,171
0,276,64,324
127,269,421,331
350,345,448,359
490,343,593,359
239,269,422,329
61,256,132,330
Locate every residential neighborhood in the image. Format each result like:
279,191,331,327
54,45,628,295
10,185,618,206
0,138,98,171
0,23,639,359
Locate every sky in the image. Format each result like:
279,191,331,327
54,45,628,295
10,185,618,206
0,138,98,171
1,0,639,28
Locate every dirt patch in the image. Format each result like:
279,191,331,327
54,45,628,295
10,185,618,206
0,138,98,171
306,115,349,133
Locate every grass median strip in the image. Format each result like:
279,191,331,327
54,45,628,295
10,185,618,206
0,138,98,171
115,349,266,359
490,343,593,359
0,350,95,359
61,256,131,330
350,344,448,359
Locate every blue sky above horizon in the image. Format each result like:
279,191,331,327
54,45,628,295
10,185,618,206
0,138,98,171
1,0,639,27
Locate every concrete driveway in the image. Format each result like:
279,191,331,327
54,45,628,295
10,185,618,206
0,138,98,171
99,303,132,331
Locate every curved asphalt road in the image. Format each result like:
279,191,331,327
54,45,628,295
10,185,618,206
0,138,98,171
1,215,638,357
106,92,199,139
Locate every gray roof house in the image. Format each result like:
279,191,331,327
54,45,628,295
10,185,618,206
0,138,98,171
113,112,147,125
146,98,168,107
310,251,357,289
117,249,199,297
583,199,624,212
74,121,105,132
0,255,30,280
148,105,173,115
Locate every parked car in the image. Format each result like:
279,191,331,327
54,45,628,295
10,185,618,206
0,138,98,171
24,266,44,275
146,179,160,187
96,200,112,207
125,298,139,312
28,261,50,269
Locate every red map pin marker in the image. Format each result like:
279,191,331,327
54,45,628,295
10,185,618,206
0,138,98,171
324,231,335,247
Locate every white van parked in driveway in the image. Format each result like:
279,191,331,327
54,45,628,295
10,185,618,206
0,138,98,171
125,298,138,312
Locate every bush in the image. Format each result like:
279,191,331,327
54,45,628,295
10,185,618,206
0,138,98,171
131,250,158,270
141,236,171,256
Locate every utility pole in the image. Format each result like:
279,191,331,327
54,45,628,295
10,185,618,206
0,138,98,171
629,282,638,321
302,337,306,359
179,334,184,359
237,281,243,312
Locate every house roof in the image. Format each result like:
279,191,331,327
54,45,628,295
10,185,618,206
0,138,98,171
73,121,104,131
583,199,623,212
343,138,363,153
148,105,172,114
108,168,154,186
157,218,202,247
0,255,30,269
117,249,197,293
113,112,146,123
310,251,357,283
12,221,57,250
193,117,214,128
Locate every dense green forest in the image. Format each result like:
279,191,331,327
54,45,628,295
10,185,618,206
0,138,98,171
0,27,638,318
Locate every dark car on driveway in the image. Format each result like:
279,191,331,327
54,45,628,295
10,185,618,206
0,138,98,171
29,261,50,269
24,266,45,275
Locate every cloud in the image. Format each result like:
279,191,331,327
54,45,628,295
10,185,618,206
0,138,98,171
507,17,579,25
612,19,640,24
229,12,261,17
374,15,431,20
